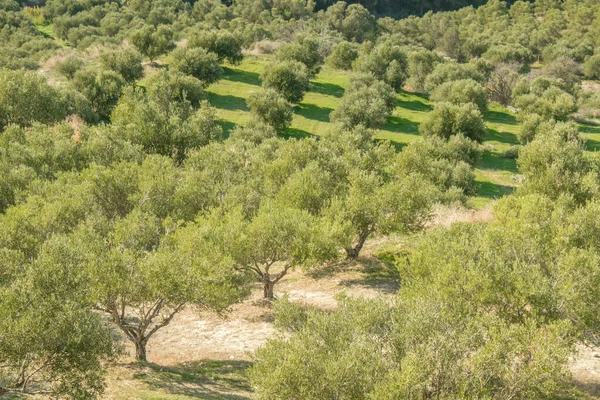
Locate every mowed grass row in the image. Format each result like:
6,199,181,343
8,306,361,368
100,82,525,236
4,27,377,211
204,54,600,208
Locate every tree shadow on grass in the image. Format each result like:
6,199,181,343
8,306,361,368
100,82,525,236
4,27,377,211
133,360,253,400
223,67,261,86
476,180,515,200
484,110,518,126
484,128,519,145
374,138,407,152
283,127,315,139
310,81,345,98
584,137,600,151
477,150,518,173
382,115,420,135
294,103,333,122
396,93,431,112
207,92,248,112
217,120,237,137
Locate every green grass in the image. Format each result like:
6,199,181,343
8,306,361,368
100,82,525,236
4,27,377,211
206,55,525,208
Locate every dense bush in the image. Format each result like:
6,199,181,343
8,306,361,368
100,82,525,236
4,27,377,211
99,48,144,83
130,24,175,62
584,54,600,80
73,69,125,118
330,74,396,129
326,41,358,70
261,60,310,103
247,88,293,133
277,34,323,78
188,29,243,65
420,102,486,142
55,55,85,79
430,78,488,112
354,42,408,91
170,47,223,85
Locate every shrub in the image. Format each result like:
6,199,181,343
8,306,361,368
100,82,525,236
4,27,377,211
188,29,243,65
277,34,323,78
73,69,125,118
170,47,223,85
424,62,485,92
55,55,85,79
430,79,488,113
100,48,143,83
247,88,293,133
326,41,359,70
129,24,175,62
261,60,310,103
419,102,486,142
584,54,600,80
354,42,408,91
330,75,396,129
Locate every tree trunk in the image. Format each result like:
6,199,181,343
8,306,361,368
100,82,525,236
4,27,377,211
135,339,148,362
345,230,370,260
263,279,275,300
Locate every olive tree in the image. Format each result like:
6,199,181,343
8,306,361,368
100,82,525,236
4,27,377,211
354,42,408,91
326,41,359,70
130,24,175,62
584,54,600,79
188,29,243,65
261,60,310,103
419,102,486,142
276,34,323,78
170,47,223,85
430,78,488,113
100,48,144,83
330,74,396,129
73,69,125,118
112,73,221,163
0,239,117,398
327,170,433,259
192,204,337,299
247,88,293,133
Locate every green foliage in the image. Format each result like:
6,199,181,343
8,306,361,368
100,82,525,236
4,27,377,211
430,78,488,112
130,24,175,62
247,88,293,133
112,74,221,163
73,68,125,118
419,102,486,142
0,70,69,130
407,49,443,92
55,55,85,79
100,48,144,83
326,41,358,70
188,29,243,65
584,54,600,79
170,46,223,85
330,74,396,129
424,62,485,92
276,34,323,78
512,76,577,120
517,126,598,203
354,42,408,90
324,2,377,43
261,60,310,103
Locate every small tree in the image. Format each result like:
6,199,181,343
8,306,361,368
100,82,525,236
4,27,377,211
354,42,408,91
195,204,336,299
130,24,175,62
419,102,486,142
486,63,520,106
78,208,247,362
277,34,323,78
584,54,600,79
326,41,359,70
430,79,488,113
261,60,310,103
100,48,144,83
72,69,125,118
247,88,293,133
170,47,223,85
340,3,377,43
327,170,433,259
188,29,243,65
407,49,443,92
55,55,85,79
330,75,396,129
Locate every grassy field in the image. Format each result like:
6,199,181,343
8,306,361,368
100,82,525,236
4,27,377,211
206,55,524,208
